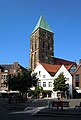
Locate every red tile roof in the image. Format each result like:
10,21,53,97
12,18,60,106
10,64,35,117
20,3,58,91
40,62,73,73
65,64,73,70
54,57,76,65
40,62,61,73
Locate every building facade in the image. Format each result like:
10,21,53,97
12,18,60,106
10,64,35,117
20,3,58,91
34,63,73,98
72,61,81,98
30,15,78,98
30,15,77,72
0,62,25,92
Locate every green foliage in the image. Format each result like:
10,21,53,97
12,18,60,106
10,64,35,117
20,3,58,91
35,86,43,93
53,72,69,92
32,86,43,98
5,69,38,93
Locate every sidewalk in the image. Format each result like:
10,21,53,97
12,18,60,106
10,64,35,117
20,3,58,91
33,107,81,117
4,102,26,110
3,98,81,116
4,98,48,110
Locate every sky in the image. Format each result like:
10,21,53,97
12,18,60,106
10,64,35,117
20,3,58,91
0,0,81,68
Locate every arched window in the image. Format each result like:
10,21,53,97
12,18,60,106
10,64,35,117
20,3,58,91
42,41,45,48
48,43,50,50
35,42,37,49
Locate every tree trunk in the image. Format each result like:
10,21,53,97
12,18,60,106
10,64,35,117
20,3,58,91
25,92,28,101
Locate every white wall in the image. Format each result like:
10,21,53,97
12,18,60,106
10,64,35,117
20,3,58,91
34,64,72,98
34,64,54,91
54,65,72,98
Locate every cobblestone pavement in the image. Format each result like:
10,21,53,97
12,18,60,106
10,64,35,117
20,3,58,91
1,98,81,120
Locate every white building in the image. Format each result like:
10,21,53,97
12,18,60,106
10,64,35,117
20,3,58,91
34,63,73,98
53,65,72,98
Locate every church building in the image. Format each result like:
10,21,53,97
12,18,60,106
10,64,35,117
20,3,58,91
29,15,77,98
30,15,76,71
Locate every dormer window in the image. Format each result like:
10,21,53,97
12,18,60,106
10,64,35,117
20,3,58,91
4,70,8,73
70,65,76,72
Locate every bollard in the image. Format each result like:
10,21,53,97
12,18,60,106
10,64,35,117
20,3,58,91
48,101,50,109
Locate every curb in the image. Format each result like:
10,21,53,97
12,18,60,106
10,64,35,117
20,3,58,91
33,111,81,117
33,107,81,117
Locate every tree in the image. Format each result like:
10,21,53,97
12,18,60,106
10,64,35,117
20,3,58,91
53,72,69,98
34,86,43,98
5,69,38,100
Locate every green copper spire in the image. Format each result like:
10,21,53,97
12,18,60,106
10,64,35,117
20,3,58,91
32,16,53,33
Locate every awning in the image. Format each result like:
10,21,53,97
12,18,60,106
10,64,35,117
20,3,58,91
0,90,7,93
76,90,81,93
9,90,19,93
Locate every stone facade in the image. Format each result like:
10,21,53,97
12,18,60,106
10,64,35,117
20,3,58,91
30,28,54,71
30,16,76,71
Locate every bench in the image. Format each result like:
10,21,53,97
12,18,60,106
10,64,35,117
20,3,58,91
75,102,81,109
51,100,69,110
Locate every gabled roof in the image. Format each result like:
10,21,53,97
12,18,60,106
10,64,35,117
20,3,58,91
73,64,81,74
0,63,26,73
40,62,73,74
0,65,12,72
40,62,61,73
32,15,53,33
65,64,73,70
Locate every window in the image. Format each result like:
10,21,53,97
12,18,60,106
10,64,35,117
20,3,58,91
48,43,50,50
76,82,79,87
75,74,79,87
35,41,37,49
66,78,69,82
1,75,7,79
48,36,50,39
43,75,46,78
70,65,76,72
75,74,79,81
1,75,3,79
48,82,52,87
42,34,45,38
1,83,6,87
4,75,7,79
43,82,46,87
32,45,33,51
1,83,3,87
42,41,45,48
38,82,41,87
39,71,41,76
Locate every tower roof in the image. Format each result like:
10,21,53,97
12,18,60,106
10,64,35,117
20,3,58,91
32,16,53,33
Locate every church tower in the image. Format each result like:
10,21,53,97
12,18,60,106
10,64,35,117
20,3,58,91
30,16,54,71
